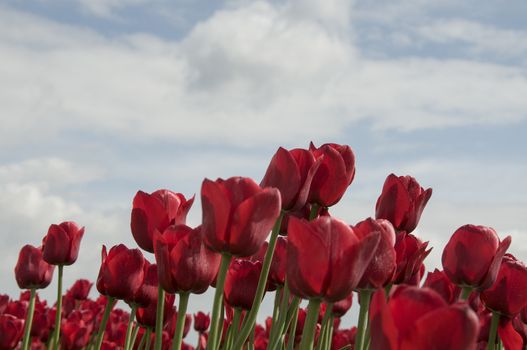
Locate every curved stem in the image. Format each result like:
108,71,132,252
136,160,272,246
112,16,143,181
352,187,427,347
51,264,64,350
124,304,138,350
487,311,500,350
21,288,36,350
207,253,232,350
172,292,190,350
355,290,373,350
154,286,166,350
129,324,140,350
299,298,321,350
232,211,284,349
95,296,115,350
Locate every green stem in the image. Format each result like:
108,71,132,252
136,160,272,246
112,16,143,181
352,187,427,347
268,286,285,346
145,328,152,350
137,328,148,350
232,211,284,349
154,286,166,350
226,308,242,350
325,315,335,350
21,289,36,350
207,253,232,350
355,290,373,350
95,296,115,350
124,304,138,350
315,303,333,350
286,298,301,350
51,265,64,350
487,311,500,350
172,292,190,350
461,286,473,301
129,324,140,350
299,298,321,350
309,203,319,220
272,287,282,325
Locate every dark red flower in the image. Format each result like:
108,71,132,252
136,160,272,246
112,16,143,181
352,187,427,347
66,279,93,300
0,295,8,314
370,286,479,350
165,312,192,338
442,225,511,291
131,189,194,253
0,314,24,350
61,311,91,350
14,245,55,290
481,254,527,318
260,147,320,211
354,218,397,290
194,312,210,333
392,232,431,285
287,216,380,302
332,293,353,317
42,221,85,266
201,176,281,257
308,142,356,207
154,225,220,294
136,293,175,329
224,259,263,310
128,260,159,307
375,174,432,233
96,244,145,301
422,269,461,304
251,237,287,290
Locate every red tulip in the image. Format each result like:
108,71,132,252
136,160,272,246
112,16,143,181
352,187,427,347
354,218,397,289
332,293,353,317
136,293,175,329
224,259,263,310
442,225,511,290
131,189,194,253
422,269,460,304
41,221,85,266
481,254,527,318
66,279,93,300
201,176,281,257
154,225,220,294
308,142,356,207
0,314,24,350
260,147,320,211
251,237,287,290
0,295,8,314
370,286,479,350
165,312,192,338
194,312,210,333
392,232,431,285
96,244,145,301
14,245,55,290
287,216,381,302
375,174,432,233
128,261,159,307
61,311,91,350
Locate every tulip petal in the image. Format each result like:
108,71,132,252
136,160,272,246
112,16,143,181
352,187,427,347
201,179,232,253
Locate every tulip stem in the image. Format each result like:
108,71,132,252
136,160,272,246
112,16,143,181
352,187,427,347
130,324,140,350
95,296,115,350
487,311,500,350
315,303,333,350
355,290,373,350
268,282,290,347
309,203,319,220
461,286,472,300
124,304,137,350
51,264,63,350
137,328,148,350
145,328,152,350
21,288,36,350
232,211,284,349
299,298,321,350
207,253,232,350
172,292,190,350
154,286,166,350
287,301,300,350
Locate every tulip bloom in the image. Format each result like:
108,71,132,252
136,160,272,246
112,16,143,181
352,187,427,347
224,259,263,310
201,176,281,257
332,293,353,317
422,269,460,304
154,225,220,294
128,261,159,308
41,222,85,266
308,142,356,208
481,254,527,318
0,314,24,350
131,189,194,253
96,244,145,301
14,245,55,290
392,232,431,285
354,218,397,290
194,312,210,333
369,286,479,350
66,279,93,301
260,147,320,211
136,293,175,329
287,216,381,302
442,225,511,291
375,174,432,233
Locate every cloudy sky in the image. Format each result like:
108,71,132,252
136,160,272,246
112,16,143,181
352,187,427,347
1,0,526,328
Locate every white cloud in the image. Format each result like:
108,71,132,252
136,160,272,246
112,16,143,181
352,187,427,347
76,0,150,18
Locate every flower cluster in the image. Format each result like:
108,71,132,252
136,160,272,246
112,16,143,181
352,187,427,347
5,142,527,350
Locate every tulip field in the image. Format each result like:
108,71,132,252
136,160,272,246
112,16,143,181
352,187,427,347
2,143,525,350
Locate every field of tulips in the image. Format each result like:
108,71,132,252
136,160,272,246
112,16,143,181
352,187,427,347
2,143,526,350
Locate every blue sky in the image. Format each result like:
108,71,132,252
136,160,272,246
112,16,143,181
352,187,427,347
1,0,526,327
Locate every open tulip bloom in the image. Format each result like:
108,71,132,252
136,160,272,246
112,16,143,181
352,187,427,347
8,141,525,350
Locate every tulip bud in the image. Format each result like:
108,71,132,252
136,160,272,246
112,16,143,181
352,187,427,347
0,314,24,350
14,245,55,290
194,312,210,333
66,279,93,300
41,221,85,266
224,259,263,310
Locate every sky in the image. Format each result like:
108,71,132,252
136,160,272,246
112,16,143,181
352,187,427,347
1,0,526,331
